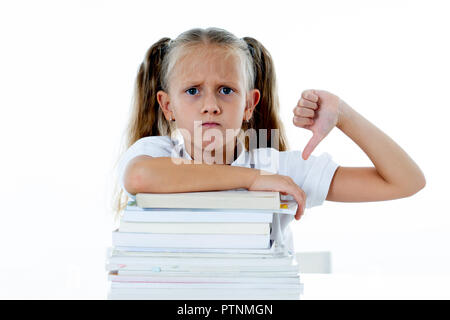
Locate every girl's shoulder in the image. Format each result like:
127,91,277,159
132,135,174,146
123,135,179,161
130,135,176,151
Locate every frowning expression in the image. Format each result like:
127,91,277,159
158,44,259,153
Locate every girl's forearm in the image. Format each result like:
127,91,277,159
337,101,426,192
124,156,260,194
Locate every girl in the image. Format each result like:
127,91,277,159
114,27,425,250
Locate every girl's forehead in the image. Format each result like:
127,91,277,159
171,46,245,87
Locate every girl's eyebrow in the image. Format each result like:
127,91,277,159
182,80,239,87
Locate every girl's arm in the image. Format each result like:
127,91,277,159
124,156,308,219
327,102,425,201
293,90,426,202
124,156,258,194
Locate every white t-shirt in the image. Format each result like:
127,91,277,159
117,135,339,253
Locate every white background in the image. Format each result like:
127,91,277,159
0,0,448,299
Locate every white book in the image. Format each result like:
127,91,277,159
108,288,302,300
108,272,300,284
122,206,274,223
118,220,270,234
106,263,300,273
116,270,300,277
112,231,270,249
110,281,302,290
106,255,295,267
121,200,297,223
112,243,286,255
136,190,281,210
133,190,298,215
108,294,300,300
109,248,287,259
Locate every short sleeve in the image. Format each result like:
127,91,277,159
117,136,174,198
278,150,339,208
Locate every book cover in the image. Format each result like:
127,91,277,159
107,287,302,300
110,281,302,290
122,206,275,223
116,269,300,277
108,247,287,259
108,272,300,284
136,190,281,210
112,231,270,249
118,221,270,234
106,262,299,273
107,255,295,267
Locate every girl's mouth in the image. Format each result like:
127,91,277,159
202,122,220,128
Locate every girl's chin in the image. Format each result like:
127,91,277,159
183,132,237,151
201,140,223,150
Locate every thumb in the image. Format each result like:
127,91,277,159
302,133,322,160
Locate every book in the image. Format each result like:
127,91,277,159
136,190,281,210
116,270,301,277
109,247,286,258
107,255,295,267
106,262,299,273
112,230,270,249
110,281,302,290
108,272,300,284
122,206,274,223
107,190,302,300
118,221,270,234
107,288,302,300
121,196,298,223
111,241,294,255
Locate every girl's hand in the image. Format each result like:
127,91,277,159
247,171,306,220
293,89,342,160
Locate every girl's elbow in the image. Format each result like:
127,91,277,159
417,173,426,191
401,172,426,197
123,159,155,195
123,168,142,195
412,170,426,194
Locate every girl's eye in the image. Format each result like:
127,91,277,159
186,88,199,96
185,87,234,96
220,87,234,95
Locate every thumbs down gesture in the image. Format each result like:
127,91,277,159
293,89,342,160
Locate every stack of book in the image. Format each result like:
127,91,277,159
106,190,303,300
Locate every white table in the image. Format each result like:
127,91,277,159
1,248,449,300
299,273,450,300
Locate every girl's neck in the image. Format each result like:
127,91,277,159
186,138,239,165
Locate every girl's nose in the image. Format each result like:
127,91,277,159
202,105,220,115
200,91,222,115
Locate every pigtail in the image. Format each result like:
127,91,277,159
112,37,172,222
242,37,290,152
127,37,172,148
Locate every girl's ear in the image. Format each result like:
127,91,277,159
245,88,260,120
157,90,173,120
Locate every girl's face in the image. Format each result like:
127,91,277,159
157,45,260,163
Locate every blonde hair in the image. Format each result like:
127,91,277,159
112,27,290,220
